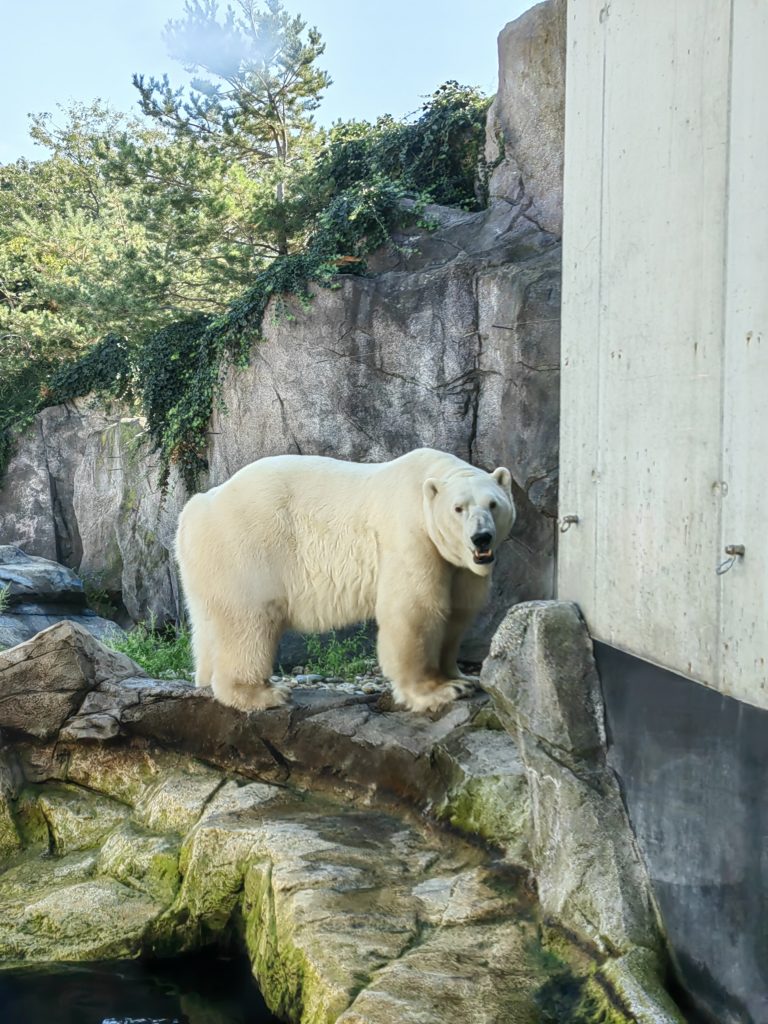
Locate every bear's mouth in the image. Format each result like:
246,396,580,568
472,548,495,565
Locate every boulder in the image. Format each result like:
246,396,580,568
483,601,662,956
0,544,86,605
0,546,121,649
0,620,144,740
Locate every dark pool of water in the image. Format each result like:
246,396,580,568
0,952,282,1024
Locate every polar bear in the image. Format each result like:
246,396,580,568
175,448,515,713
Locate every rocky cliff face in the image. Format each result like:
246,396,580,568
485,0,566,236
0,3,565,657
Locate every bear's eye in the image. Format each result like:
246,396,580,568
454,505,464,514
489,500,497,510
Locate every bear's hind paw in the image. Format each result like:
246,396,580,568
214,680,291,712
395,679,476,714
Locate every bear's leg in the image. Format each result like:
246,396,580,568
377,608,474,714
438,572,490,684
186,598,215,688
438,609,481,685
209,606,290,712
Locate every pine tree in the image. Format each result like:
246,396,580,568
133,0,332,254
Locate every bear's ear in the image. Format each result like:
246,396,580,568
491,467,512,495
423,478,440,501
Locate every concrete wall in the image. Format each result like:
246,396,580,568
558,0,768,711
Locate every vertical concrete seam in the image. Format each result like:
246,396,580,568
593,0,610,615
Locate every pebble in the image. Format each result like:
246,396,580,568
261,668,391,696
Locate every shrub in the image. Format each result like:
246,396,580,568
314,82,492,210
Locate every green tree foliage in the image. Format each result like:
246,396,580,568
0,102,250,392
0,3,492,491
131,0,331,255
0,104,147,379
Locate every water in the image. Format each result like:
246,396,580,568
0,953,281,1024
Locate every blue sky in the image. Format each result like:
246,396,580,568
1,0,536,163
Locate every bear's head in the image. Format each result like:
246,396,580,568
422,466,515,575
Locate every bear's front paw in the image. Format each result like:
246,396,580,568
214,680,291,712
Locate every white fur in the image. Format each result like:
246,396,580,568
175,448,515,713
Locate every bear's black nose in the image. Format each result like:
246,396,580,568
471,531,493,549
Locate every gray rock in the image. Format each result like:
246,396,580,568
0,749,22,860
0,607,121,650
434,727,530,863
482,601,662,957
0,403,115,565
0,412,184,630
485,0,566,237
522,740,660,954
0,867,164,962
0,545,85,605
0,547,122,649
0,620,145,740
483,600,606,768
73,416,184,625
0,420,57,558
33,784,129,855
337,920,552,1024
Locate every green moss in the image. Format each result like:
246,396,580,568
14,789,51,849
440,775,530,859
593,949,687,1024
0,799,22,862
36,784,129,855
243,860,343,1024
170,823,257,947
96,823,181,904
64,746,170,806
530,936,684,1024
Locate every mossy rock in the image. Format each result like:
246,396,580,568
34,784,129,855
96,822,181,903
0,796,21,862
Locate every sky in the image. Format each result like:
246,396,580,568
0,0,537,164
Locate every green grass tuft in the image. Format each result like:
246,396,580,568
105,619,193,681
304,627,374,679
